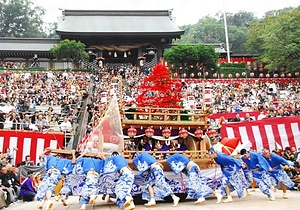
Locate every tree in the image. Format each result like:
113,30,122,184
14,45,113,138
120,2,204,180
135,63,183,108
50,39,89,68
44,22,59,38
0,0,46,38
175,12,257,54
246,8,300,73
163,44,219,77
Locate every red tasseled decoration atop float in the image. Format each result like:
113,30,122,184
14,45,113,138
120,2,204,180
136,63,183,108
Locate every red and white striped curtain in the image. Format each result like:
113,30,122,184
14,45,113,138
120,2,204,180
220,116,300,152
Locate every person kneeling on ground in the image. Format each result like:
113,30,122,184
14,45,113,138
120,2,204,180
20,171,38,202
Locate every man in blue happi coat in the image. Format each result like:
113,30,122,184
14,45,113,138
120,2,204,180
133,152,180,207
76,152,104,210
262,148,294,199
208,150,249,202
166,153,223,204
101,152,135,210
240,149,277,201
36,148,76,210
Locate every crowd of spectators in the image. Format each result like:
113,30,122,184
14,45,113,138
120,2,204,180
0,60,26,69
0,70,90,137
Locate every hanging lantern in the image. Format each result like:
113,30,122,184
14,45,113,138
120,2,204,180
274,73,278,78
197,72,202,77
182,73,187,78
174,72,178,77
242,72,246,77
287,73,292,78
266,73,270,78
250,72,254,77
220,73,224,78
207,129,216,137
228,74,232,78
281,73,285,78
295,72,299,77
259,73,264,78
213,73,217,78
190,73,195,78
179,128,188,139
194,128,203,139
162,127,171,139
145,127,154,138
127,127,137,138
235,73,240,78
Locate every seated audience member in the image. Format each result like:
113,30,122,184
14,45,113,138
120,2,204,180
289,164,300,190
170,138,188,151
155,140,169,151
3,148,14,164
20,171,38,202
6,164,20,199
0,189,6,208
283,147,296,163
49,116,60,132
35,114,49,131
21,114,32,130
0,165,18,205
141,136,152,151
233,114,242,122
59,117,73,133
243,113,253,121
17,155,34,167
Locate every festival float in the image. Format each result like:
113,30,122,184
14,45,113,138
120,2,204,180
49,63,300,201
48,63,245,202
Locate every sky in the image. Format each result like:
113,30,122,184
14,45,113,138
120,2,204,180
35,0,300,26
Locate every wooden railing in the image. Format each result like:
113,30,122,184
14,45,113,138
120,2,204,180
121,106,209,129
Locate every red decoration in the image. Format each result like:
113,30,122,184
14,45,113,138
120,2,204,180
250,72,254,77
228,74,232,78
235,73,240,78
179,128,188,139
174,72,178,77
197,72,202,77
281,73,285,78
295,72,299,76
194,129,203,139
135,63,183,108
213,73,217,78
205,71,209,76
221,137,241,155
274,73,278,78
162,128,171,139
207,129,216,137
220,73,224,78
259,73,264,78
190,73,194,78
145,127,154,138
266,73,270,78
127,127,137,138
242,72,246,77
183,73,187,78
287,73,292,78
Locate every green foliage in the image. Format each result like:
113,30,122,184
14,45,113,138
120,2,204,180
163,44,219,73
219,62,250,77
175,11,258,54
0,0,46,38
246,8,300,73
50,39,89,66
